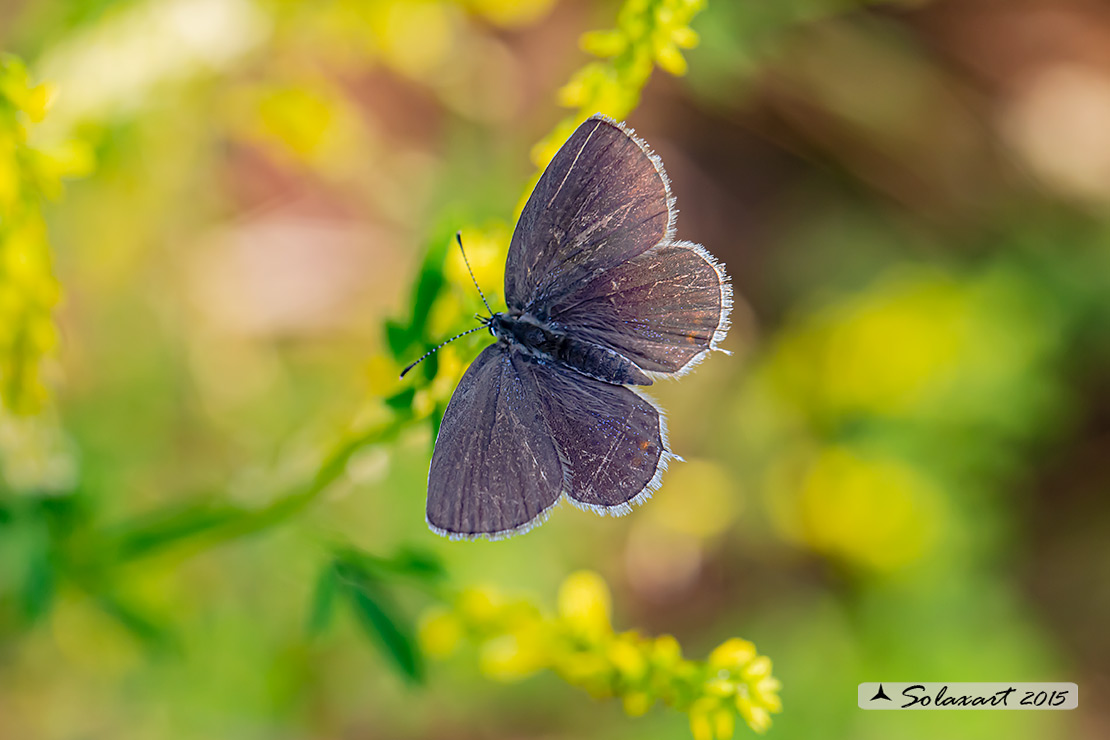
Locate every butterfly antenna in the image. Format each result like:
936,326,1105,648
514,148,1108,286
399,324,488,379
456,232,493,315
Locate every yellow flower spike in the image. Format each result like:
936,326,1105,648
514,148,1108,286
417,607,463,658
0,55,77,418
557,570,612,641
708,638,757,672
526,0,708,199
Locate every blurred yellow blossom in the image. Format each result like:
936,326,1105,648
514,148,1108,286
558,569,612,641
767,444,946,573
458,0,557,28
420,570,781,737
763,267,1062,428
0,56,85,418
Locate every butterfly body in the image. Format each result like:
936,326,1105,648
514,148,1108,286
487,311,653,386
424,115,732,540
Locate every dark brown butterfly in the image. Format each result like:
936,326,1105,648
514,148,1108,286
416,115,731,540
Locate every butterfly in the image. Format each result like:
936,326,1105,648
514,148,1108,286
412,114,731,540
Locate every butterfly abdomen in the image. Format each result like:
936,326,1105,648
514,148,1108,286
490,312,651,386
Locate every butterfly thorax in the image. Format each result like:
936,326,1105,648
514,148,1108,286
488,312,652,386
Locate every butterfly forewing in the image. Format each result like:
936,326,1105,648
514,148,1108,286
426,345,564,538
504,115,672,313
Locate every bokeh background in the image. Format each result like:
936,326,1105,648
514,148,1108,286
2,0,1109,738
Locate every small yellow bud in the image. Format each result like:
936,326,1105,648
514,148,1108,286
671,27,700,49
607,634,647,681
554,652,613,697
457,587,503,626
622,691,652,717
708,639,757,672
654,41,688,76
736,695,772,734
417,608,462,658
740,655,772,681
580,29,627,58
652,634,683,665
689,697,718,740
712,707,736,739
704,677,736,697
479,629,545,681
557,570,612,640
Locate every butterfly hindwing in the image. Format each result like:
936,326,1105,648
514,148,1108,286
526,358,669,513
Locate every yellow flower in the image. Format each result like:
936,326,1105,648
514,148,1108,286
622,691,652,717
456,586,504,626
421,570,781,736
607,632,648,681
736,694,772,734
478,624,546,681
708,638,757,672
740,656,772,682
557,570,612,641
689,696,719,740
417,607,463,658
652,633,683,666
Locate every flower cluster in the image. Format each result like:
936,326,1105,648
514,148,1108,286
0,56,59,417
419,570,781,737
531,0,707,169
0,56,91,417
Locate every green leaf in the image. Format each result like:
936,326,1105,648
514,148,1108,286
94,591,174,651
421,349,438,382
336,562,424,683
21,543,54,623
384,386,416,411
385,319,411,359
386,546,446,583
333,544,445,584
107,503,243,561
306,563,338,636
410,265,446,336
